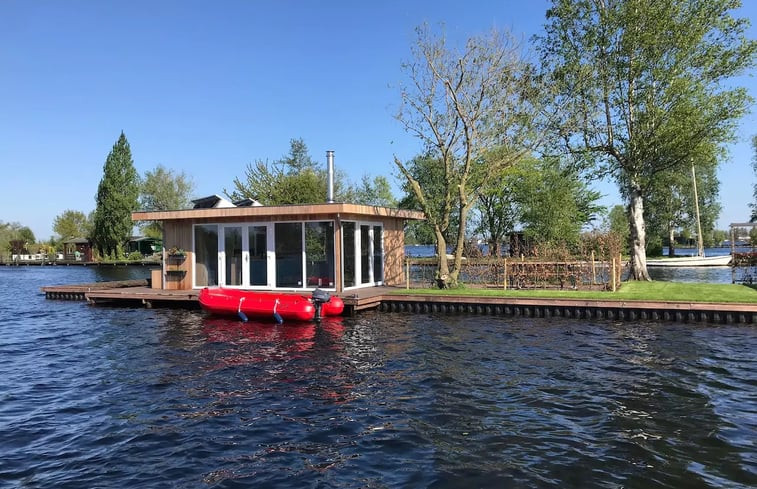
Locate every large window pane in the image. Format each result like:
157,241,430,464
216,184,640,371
249,225,267,286
343,222,356,288
224,226,242,286
305,221,334,288
360,225,371,284
275,223,303,287
373,225,383,283
194,224,218,287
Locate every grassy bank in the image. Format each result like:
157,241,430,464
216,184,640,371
390,281,757,304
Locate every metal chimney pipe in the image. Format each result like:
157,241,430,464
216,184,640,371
326,150,335,203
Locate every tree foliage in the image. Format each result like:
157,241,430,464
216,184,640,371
53,210,92,240
395,25,544,287
538,0,756,280
226,138,396,207
475,156,603,254
226,138,347,205
92,132,140,257
397,153,459,247
354,175,397,207
139,164,195,238
0,221,35,257
644,151,721,256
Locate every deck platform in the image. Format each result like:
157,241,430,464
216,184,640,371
40,282,757,324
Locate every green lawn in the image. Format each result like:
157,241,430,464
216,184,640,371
389,281,757,303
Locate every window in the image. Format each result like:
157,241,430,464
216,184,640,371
249,225,268,286
275,222,303,288
194,224,218,287
343,222,356,287
224,226,243,286
305,221,335,288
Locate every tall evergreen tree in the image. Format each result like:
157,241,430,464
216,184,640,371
92,132,140,258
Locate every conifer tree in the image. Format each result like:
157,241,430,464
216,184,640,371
92,132,139,258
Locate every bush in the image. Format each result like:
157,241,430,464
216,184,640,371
127,251,143,261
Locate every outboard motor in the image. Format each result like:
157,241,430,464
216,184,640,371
311,288,331,322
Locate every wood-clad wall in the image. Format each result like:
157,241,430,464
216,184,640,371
163,220,193,290
158,214,411,291
382,218,405,287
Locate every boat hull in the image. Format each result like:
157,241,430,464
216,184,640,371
646,255,731,267
198,288,344,321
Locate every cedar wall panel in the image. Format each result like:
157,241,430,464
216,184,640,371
163,221,193,290
382,218,405,286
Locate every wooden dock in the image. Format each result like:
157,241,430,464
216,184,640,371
40,282,757,324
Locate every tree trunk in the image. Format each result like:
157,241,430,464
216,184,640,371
434,228,450,288
628,184,651,281
668,227,676,257
489,239,500,257
447,203,473,287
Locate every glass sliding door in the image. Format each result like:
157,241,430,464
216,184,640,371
305,221,334,288
223,226,243,286
360,225,371,284
342,221,382,289
194,224,218,287
248,225,268,286
342,222,356,288
275,222,303,288
373,225,383,283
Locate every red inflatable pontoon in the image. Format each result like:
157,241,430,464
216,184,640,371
199,288,344,322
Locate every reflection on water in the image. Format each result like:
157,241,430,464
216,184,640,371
0,267,755,488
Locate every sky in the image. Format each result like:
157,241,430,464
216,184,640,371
1,0,756,241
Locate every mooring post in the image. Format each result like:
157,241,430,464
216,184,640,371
503,258,508,290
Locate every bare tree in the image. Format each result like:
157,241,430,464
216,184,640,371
395,25,544,287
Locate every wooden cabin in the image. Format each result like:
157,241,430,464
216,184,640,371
62,238,93,262
132,198,424,293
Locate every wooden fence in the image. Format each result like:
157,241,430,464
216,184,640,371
405,253,624,291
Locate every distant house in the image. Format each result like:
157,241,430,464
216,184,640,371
63,238,93,261
127,236,163,256
132,197,425,293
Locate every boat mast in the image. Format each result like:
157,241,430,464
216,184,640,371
691,164,705,257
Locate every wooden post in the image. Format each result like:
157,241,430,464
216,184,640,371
503,258,508,290
405,258,410,289
618,253,622,287
591,250,596,285
611,256,617,292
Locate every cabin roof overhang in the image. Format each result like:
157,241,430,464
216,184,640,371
132,203,425,222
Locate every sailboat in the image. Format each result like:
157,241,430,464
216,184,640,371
647,165,731,267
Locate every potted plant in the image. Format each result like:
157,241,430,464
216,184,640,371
167,247,186,257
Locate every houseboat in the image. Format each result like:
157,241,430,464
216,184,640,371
131,169,424,295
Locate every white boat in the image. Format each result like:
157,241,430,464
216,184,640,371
646,254,731,267
647,165,731,268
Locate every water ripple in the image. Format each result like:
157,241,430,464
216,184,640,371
0,268,755,488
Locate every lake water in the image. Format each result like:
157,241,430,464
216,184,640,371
1,267,756,488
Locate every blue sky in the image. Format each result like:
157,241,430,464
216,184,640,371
1,0,755,240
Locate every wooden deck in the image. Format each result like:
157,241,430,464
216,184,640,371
40,283,757,324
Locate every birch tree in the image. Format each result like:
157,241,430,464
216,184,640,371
538,0,755,280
